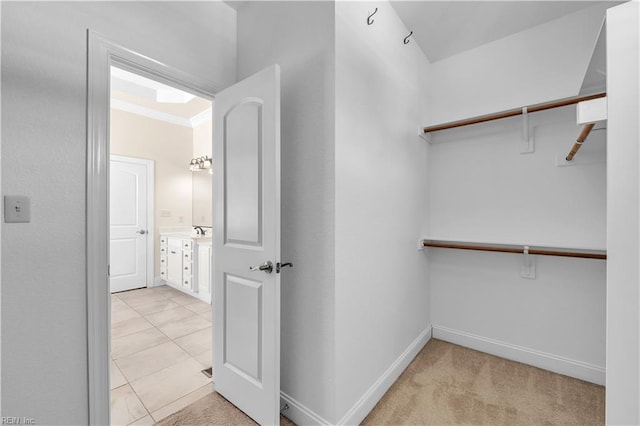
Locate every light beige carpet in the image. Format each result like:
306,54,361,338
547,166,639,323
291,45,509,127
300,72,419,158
156,391,295,426
158,339,604,425
363,339,605,425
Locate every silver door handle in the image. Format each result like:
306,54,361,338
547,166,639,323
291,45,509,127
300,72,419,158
136,230,147,235
249,261,273,274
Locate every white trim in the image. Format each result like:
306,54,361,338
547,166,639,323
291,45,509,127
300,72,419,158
109,155,155,290
337,326,433,426
87,31,217,426
111,99,193,128
432,325,606,385
190,108,213,127
280,391,332,426
111,99,211,129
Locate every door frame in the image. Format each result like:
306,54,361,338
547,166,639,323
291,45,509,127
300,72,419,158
86,31,218,425
109,155,155,290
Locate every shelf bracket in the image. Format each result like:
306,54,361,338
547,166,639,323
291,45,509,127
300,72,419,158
520,107,534,154
520,245,536,279
419,129,432,143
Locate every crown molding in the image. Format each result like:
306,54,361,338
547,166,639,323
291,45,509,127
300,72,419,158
111,99,211,129
111,99,192,127
191,108,212,127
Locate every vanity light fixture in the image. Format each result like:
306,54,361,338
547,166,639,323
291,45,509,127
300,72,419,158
189,156,213,172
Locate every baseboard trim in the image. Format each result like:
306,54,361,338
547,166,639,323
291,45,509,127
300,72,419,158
337,325,433,426
432,325,605,385
280,391,331,426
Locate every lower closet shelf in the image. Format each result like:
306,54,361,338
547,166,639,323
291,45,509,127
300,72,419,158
422,239,606,260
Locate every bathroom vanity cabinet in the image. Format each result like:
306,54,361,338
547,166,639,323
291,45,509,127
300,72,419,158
160,234,212,303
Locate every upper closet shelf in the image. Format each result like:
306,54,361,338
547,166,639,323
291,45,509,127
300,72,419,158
422,92,606,134
421,238,606,260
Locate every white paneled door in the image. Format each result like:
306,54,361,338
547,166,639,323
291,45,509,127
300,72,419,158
214,65,281,425
110,156,150,293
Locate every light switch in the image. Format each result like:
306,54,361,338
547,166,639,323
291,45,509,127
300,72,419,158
4,195,31,223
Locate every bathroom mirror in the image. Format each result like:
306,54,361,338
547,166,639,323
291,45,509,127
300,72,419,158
192,171,212,227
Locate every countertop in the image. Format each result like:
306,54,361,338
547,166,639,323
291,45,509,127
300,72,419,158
161,233,212,245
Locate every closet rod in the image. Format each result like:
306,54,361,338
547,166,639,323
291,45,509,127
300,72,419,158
423,92,606,134
422,240,607,260
566,123,595,161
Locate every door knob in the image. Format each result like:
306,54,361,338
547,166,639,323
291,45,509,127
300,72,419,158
136,230,147,235
276,262,293,273
249,261,273,274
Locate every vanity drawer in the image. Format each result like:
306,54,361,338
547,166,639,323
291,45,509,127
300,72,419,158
183,262,192,275
160,255,167,267
183,250,192,261
182,240,193,250
160,236,168,245
182,276,192,289
160,246,168,255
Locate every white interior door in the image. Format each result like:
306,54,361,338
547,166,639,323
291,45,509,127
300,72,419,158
110,156,149,293
213,65,281,425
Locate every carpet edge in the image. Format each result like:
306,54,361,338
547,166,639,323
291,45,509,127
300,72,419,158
432,324,605,385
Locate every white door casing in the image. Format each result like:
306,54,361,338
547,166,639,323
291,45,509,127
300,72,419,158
213,65,281,426
109,156,153,293
88,33,218,425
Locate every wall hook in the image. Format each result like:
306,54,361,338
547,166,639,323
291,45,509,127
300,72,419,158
367,8,378,25
404,31,413,44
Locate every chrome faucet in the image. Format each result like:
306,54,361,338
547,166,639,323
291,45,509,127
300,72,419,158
194,226,205,236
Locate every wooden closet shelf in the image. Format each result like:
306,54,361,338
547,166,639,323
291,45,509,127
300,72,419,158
422,240,606,260
423,92,606,134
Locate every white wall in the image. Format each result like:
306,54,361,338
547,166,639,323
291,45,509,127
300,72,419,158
110,109,195,278
426,3,609,126
192,120,213,227
428,107,606,249
1,2,236,423
423,1,610,387
236,2,337,423
334,2,431,423
606,2,640,423
428,106,607,384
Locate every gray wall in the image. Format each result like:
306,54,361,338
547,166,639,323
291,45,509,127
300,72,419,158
606,2,640,423
237,2,336,422
334,2,431,422
1,2,236,423
428,106,606,383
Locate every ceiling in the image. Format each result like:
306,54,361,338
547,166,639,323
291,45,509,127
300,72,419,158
111,67,211,128
390,1,607,63
112,90,211,120
223,0,246,11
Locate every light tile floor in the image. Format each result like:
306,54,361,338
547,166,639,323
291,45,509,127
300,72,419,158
110,285,213,425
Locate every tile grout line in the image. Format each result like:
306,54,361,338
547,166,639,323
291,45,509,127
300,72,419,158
112,333,169,361
124,380,152,425
111,286,213,424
